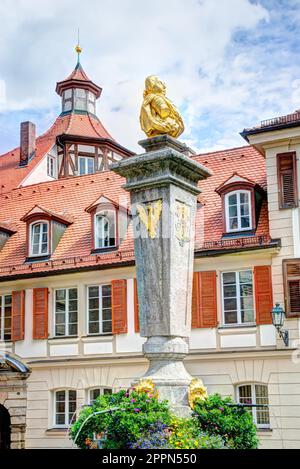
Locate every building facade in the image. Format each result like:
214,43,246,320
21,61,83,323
0,59,300,449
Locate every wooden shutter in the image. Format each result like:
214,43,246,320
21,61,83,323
112,279,127,334
33,288,48,339
283,260,300,317
277,152,298,209
254,266,273,324
11,290,25,341
192,271,217,328
134,279,140,333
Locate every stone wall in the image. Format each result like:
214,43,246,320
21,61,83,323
0,370,30,449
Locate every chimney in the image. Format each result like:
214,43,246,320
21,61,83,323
20,121,36,166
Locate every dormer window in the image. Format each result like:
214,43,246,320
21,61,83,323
95,210,116,249
21,205,72,261
30,221,49,256
225,190,252,232
216,173,265,236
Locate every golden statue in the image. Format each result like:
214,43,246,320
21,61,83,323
188,378,208,409
140,75,184,139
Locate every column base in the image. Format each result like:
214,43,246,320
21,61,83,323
135,336,193,417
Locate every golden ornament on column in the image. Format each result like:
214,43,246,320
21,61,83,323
140,75,184,138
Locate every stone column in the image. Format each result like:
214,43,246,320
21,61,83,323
112,135,211,415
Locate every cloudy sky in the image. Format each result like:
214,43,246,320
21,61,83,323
1,0,300,155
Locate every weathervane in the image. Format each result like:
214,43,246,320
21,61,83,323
75,28,82,63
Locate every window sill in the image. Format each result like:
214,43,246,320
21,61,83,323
25,255,50,263
218,324,257,334
91,247,118,254
48,336,80,344
45,428,69,436
82,334,113,343
222,230,255,238
257,428,272,434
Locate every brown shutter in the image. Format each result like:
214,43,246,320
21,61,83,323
192,271,217,328
277,152,298,209
33,288,48,339
283,260,300,317
254,266,273,324
134,279,140,333
112,279,127,334
11,290,25,341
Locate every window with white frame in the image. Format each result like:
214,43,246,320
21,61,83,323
88,284,112,335
222,270,254,325
30,221,49,256
88,387,112,405
79,156,94,175
54,390,76,427
0,294,12,341
47,155,56,178
95,210,116,249
237,384,270,428
74,88,87,111
225,190,252,232
62,89,73,112
54,288,78,337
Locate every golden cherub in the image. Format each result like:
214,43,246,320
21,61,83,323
188,378,208,409
140,75,184,139
134,378,158,398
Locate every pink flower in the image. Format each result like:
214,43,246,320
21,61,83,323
134,408,140,413
130,399,136,403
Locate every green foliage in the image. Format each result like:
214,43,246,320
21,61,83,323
70,391,258,449
70,389,171,449
193,394,259,449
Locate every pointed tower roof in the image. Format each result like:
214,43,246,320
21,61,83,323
56,52,102,98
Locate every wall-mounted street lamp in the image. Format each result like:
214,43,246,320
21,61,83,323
271,303,289,347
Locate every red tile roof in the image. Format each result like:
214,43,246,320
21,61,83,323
0,113,114,195
0,144,273,280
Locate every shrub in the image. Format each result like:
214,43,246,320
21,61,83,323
193,394,258,449
70,389,171,449
168,417,225,449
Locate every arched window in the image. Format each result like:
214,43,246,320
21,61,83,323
225,190,252,232
95,210,116,249
237,384,270,428
29,221,49,256
88,387,112,405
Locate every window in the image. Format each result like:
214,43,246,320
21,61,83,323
237,384,270,428
54,288,78,337
222,270,254,325
63,89,73,112
95,210,116,249
283,260,300,317
89,388,112,405
88,284,112,335
87,91,96,114
54,390,76,427
225,190,252,232
277,152,298,209
0,294,12,341
74,88,87,111
79,156,94,175
47,155,56,178
30,221,49,256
